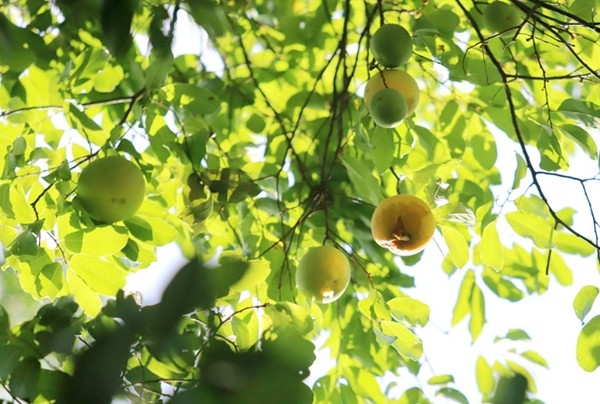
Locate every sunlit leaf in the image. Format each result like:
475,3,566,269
428,374,454,385
380,320,423,360
476,355,495,395
441,225,469,268
577,315,600,372
452,270,474,326
480,222,503,271
469,284,485,342
388,297,430,327
70,256,127,296
64,226,129,256
573,285,599,323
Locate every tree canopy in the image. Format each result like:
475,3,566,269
0,0,599,402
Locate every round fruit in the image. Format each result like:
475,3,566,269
371,24,413,68
295,246,351,304
364,70,420,116
371,194,435,256
483,1,522,34
77,155,146,224
368,88,408,128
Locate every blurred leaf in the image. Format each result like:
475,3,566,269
428,374,454,385
380,320,423,360
491,373,528,404
101,0,137,58
476,355,495,395
469,284,485,342
9,358,41,401
436,387,468,404
452,270,474,326
520,350,548,368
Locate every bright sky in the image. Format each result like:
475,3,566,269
124,10,600,403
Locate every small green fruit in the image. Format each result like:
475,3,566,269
295,246,351,304
77,155,146,224
483,1,522,34
371,24,413,68
364,70,420,116
368,88,408,128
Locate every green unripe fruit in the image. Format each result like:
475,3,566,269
295,246,351,304
483,1,522,34
364,70,420,116
371,24,413,68
368,88,408,128
77,155,146,224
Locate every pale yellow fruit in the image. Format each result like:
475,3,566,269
371,24,413,68
77,155,146,224
295,246,351,304
368,87,408,128
371,194,435,256
364,70,420,116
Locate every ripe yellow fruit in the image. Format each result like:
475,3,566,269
368,88,408,128
364,70,420,116
77,155,146,224
371,194,435,256
371,24,413,68
483,1,522,34
295,246,351,304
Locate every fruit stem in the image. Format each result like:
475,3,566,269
392,216,411,243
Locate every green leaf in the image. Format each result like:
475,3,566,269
388,297,430,327
469,283,485,342
370,127,395,173
482,269,524,302
505,212,553,249
559,124,598,159
428,374,454,385
9,358,41,401
495,329,531,342
480,222,503,271
511,153,527,190
577,315,600,372
380,320,423,360
452,270,474,326
521,350,548,368
557,99,600,126
574,285,600,323
475,355,495,395
492,373,528,404
340,154,384,205
228,258,271,293
441,225,469,268
64,226,129,256
399,387,426,404
0,344,21,379
548,251,573,286
436,387,468,404
70,256,127,296
101,0,136,58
